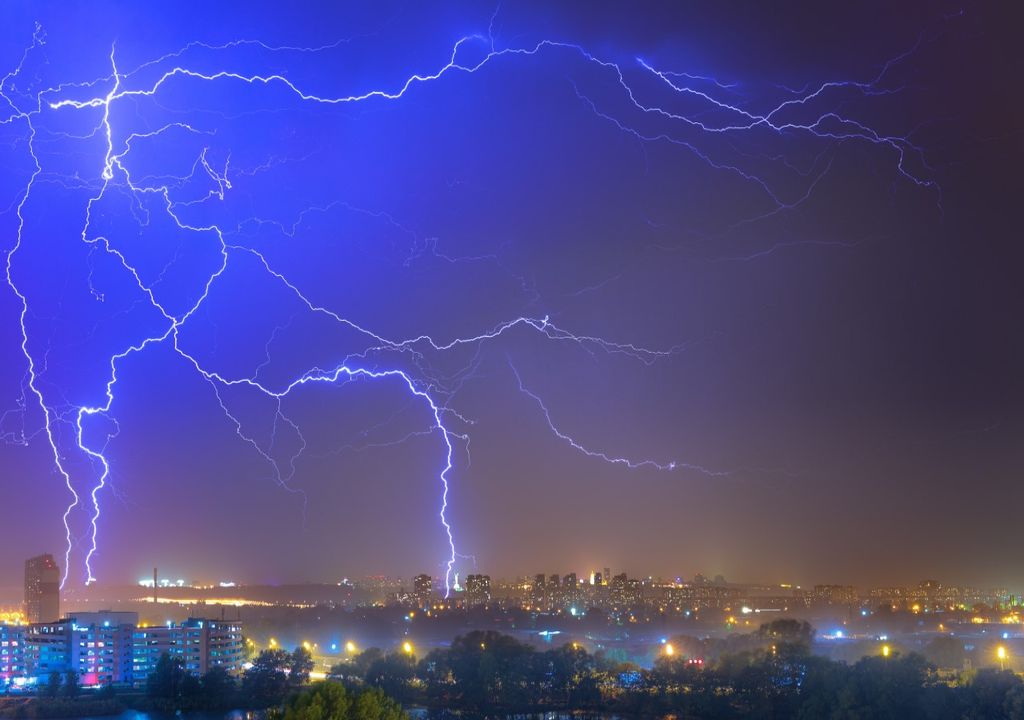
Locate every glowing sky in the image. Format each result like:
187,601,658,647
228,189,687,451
1,1,1020,591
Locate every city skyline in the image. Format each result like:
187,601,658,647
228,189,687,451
3,556,1022,607
1,1,1021,592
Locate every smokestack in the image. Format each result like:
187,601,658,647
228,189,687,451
153,567,158,605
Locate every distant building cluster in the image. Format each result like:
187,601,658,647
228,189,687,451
1,556,245,690
867,580,1013,612
391,568,1014,621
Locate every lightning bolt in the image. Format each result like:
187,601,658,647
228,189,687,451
508,360,727,477
0,13,943,594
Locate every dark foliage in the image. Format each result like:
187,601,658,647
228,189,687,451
338,622,1024,719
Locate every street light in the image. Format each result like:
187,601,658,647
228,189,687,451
345,641,357,654
402,641,414,655
998,645,1008,671
664,643,675,657
882,645,890,658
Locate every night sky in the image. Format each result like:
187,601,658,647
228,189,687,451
0,1,1020,592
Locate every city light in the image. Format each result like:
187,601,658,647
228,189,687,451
882,645,891,658
402,641,414,654
664,643,675,657
346,641,357,654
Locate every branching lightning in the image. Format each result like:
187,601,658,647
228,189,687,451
0,15,940,594
508,360,728,477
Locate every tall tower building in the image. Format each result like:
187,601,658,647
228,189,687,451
413,574,432,606
24,554,60,623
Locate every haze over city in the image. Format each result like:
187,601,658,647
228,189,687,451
0,0,1020,595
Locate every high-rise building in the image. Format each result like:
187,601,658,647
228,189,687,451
531,574,548,609
464,574,491,604
413,574,432,606
23,555,60,624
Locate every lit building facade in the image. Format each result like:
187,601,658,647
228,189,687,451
0,624,25,683
464,574,491,604
68,612,137,686
133,618,245,679
5,612,243,688
24,620,72,680
413,574,432,606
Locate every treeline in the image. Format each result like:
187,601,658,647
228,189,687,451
334,621,1024,719
2,648,406,720
141,646,314,711
144,648,406,720
270,682,405,720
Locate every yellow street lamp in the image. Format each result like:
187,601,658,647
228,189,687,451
882,644,890,658
345,641,357,654
664,643,675,657
998,645,1008,670
402,641,414,654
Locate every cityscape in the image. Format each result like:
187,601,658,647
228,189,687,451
0,0,1020,718
3,553,1024,690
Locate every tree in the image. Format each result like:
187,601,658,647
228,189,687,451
62,670,80,698
416,649,454,700
147,652,188,702
276,681,351,720
272,683,407,720
289,647,315,688
43,671,62,698
542,643,598,706
964,669,1024,719
756,619,814,658
200,665,236,709
348,648,385,679
351,687,405,720
243,648,292,707
364,652,416,702
834,653,932,718
443,630,536,708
